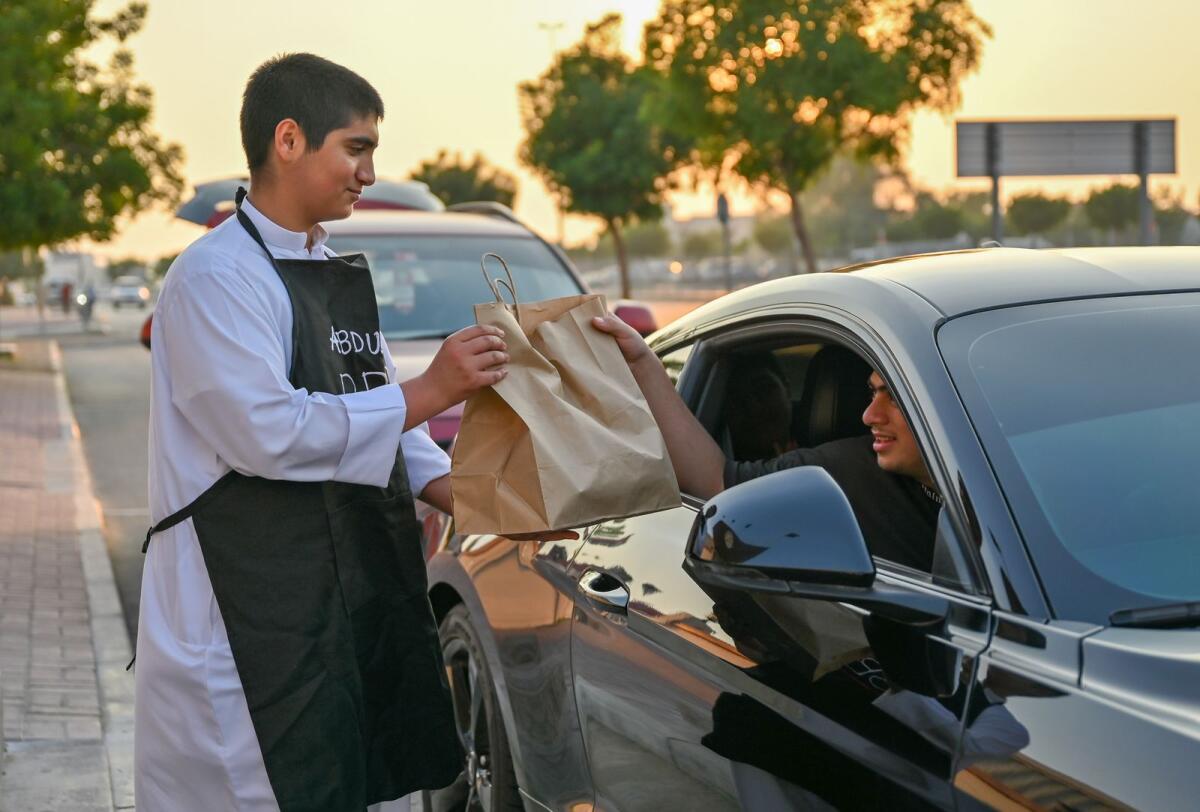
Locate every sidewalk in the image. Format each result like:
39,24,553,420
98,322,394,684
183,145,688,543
0,306,108,342
0,340,134,811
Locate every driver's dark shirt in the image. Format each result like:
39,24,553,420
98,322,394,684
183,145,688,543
724,434,940,571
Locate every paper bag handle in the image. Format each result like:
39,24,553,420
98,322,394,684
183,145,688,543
481,253,521,326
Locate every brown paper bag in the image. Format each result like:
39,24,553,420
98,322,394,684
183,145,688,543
450,254,681,535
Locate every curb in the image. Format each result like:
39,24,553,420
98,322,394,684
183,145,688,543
49,341,136,811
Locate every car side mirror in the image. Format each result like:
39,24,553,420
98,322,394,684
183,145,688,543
686,466,875,591
685,467,947,625
613,301,658,337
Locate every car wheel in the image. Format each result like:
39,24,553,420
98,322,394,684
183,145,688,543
422,604,522,812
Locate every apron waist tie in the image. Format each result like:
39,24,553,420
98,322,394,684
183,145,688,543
129,471,242,670
142,470,242,553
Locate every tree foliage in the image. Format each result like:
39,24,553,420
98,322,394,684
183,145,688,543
0,250,45,281
682,228,724,259
1006,192,1070,236
1153,191,1191,245
153,252,179,279
1084,184,1140,237
0,1,184,252
644,0,989,272
610,220,674,258
800,156,890,255
519,14,687,297
105,257,145,281
408,150,518,208
753,214,796,256
886,192,965,241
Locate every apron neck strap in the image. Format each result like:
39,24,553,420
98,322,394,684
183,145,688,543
234,187,281,271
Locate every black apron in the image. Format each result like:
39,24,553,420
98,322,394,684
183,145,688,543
145,190,461,810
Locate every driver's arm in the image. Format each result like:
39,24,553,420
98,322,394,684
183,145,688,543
592,315,726,499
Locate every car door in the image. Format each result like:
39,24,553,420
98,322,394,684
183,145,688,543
568,323,996,811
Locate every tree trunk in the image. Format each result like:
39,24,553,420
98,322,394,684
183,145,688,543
608,217,631,299
788,191,820,274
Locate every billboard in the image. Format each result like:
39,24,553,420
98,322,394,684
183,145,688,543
957,119,1176,178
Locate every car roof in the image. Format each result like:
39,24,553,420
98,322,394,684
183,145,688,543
322,210,536,239
660,246,1200,339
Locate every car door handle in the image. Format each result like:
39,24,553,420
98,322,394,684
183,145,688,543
579,570,630,614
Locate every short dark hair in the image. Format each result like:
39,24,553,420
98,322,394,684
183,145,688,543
240,53,384,173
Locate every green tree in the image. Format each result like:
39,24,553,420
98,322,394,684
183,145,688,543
0,250,45,281
644,0,989,273
753,214,796,256
886,192,965,242
105,257,146,281
1007,192,1071,237
153,253,179,279
520,14,687,298
945,189,992,241
0,1,184,256
1154,191,1191,245
1084,184,1140,242
800,155,890,256
408,150,518,208
682,229,724,259
606,220,673,258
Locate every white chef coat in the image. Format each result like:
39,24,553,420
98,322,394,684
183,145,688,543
135,197,448,812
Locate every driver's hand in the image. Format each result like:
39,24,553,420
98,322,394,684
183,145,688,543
591,313,652,367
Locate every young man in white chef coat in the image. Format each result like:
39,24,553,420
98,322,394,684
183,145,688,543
136,53,509,811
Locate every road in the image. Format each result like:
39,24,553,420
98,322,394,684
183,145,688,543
58,304,153,640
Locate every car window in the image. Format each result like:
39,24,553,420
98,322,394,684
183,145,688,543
685,332,966,584
323,234,583,340
941,293,1200,623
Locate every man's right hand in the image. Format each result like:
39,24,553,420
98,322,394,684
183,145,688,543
400,325,508,430
591,313,653,368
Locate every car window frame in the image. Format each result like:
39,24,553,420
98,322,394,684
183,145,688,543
661,315,992,600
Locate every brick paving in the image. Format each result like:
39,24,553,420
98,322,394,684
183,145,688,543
1,340,131,811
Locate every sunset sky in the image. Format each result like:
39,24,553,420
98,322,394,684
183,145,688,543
86,0,1200,261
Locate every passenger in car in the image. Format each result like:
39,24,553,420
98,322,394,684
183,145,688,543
593,315,943,571
723,356,798,461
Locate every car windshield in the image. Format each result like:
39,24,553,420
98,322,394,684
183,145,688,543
940,293,1200,624
322,233,583,340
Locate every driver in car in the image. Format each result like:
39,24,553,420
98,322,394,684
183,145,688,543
592,314,943,571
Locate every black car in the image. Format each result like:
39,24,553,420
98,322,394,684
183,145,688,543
421,246,1200,811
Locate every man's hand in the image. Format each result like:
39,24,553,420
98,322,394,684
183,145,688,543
593,311,726,498
401,325,508,430
591,313,653,368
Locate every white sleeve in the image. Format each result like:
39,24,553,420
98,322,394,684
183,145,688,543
402,426,452,497
161,263,405,488
380,335,451,496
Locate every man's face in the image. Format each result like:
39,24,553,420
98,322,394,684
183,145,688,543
862,371,931,485
293,115,378,223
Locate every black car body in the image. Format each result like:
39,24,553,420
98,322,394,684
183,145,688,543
422,247,1200,811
